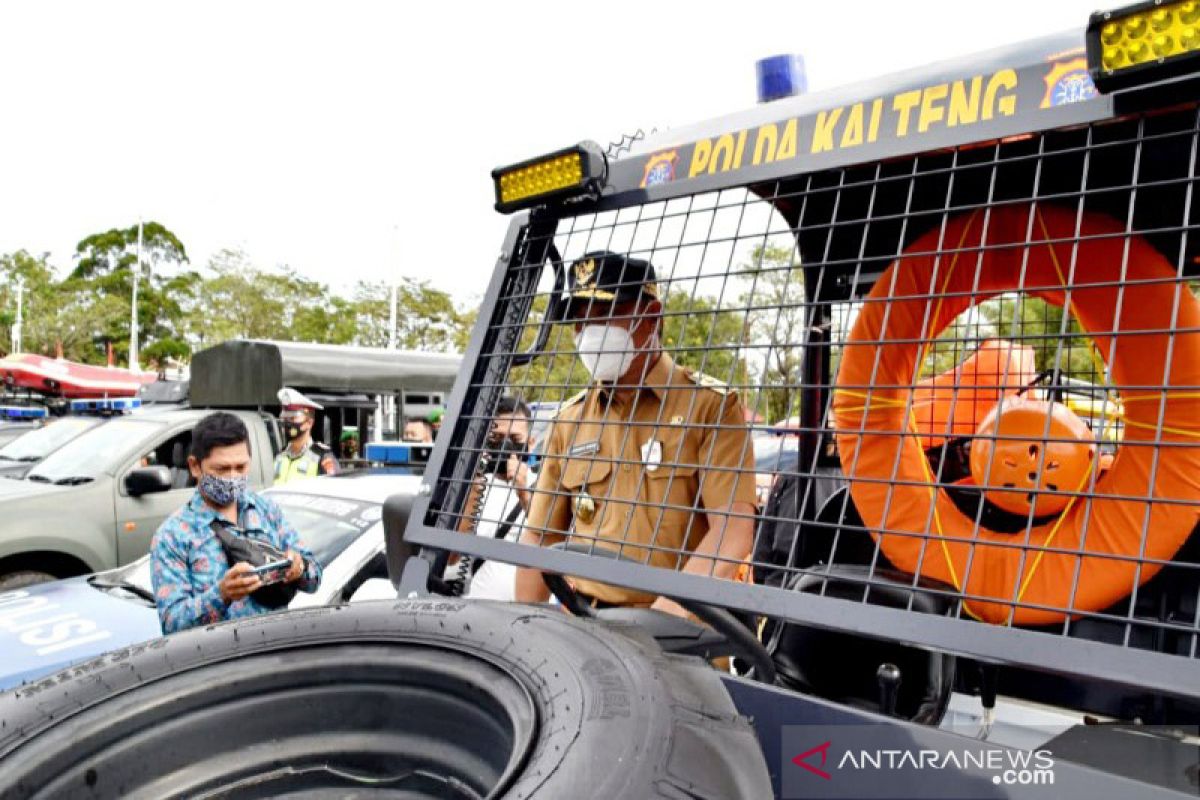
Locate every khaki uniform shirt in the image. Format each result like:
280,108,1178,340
526,353,757,604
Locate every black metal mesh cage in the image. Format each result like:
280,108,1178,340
408,105,1200,705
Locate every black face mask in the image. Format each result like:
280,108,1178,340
286,425,302,440
482,435,529,477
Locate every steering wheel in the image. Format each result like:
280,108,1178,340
541,543,776,683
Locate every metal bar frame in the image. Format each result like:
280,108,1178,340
401,101,1200,706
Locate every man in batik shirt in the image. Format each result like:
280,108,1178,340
151,412,321,634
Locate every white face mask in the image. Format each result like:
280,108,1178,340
574,323,641,382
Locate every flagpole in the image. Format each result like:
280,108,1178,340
130,220,142,371
388,283,398,350
382,227,400,440
12,275,24,354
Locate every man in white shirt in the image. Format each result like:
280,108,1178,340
453,396,535,601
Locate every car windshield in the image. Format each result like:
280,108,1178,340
0,417,101,463
267,494,380,567
110,492,382,592
27,418,160,482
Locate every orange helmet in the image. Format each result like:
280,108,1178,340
968,398,1097,516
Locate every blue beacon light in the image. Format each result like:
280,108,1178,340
68,397,142,414
756,54,808,104
0,406,48,420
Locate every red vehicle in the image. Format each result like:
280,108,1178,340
0,354,154,399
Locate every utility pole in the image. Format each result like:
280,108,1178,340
388,224,400,351
388,283,398,350
380,226,401,441
12,275,24,354
130,220,142,371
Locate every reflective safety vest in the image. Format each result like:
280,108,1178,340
274,445,323,485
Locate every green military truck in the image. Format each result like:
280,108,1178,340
0,340,459,589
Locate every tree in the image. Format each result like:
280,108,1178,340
192,250,356,348
454,305,479,353
917,305,1000,379
908,292,1108,389
142,337,191,369
67,221,195,365
346,281,393,348
6,231,484,367
506,295,587,404
193,249,287,345
739,243,807,422
48,290,129,363
0,251,57,356
345,279,472,352
0,249,138,363
978,294,1102,382
190,253,474,355
661,291,749,390
71,222,187,282
393,279,469,352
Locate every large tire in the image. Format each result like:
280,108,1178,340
0,599,771,799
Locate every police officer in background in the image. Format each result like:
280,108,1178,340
274,387,339,485
515,251,757,619
427,408,445,437
339,427,361,461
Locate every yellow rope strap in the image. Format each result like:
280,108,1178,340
1015,459,1096,605
1120,394,1200,439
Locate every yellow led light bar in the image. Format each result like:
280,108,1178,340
499,152,582,205
491,142,606,214
1088,1,1200,91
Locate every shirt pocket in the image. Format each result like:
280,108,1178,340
643,428,700,521
644,427,699,481
560,455,612,491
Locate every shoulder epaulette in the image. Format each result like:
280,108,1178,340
685,370,732,396
556,389,588,415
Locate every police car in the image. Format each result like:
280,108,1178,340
0,414,106,478
0,397,167,479
0,405,50,448
0,472,413,690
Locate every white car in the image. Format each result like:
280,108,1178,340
0,473,413,690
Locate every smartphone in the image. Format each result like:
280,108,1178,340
251,558,292,585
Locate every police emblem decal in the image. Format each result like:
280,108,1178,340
640,150,679,188
1040,57,1097,109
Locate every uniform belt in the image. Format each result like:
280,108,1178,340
575,591,624,610
575,591,655,610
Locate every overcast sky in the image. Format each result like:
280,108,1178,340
0,0,1105,303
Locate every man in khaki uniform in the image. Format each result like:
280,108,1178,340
515,251,757,619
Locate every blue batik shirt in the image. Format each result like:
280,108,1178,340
151,489,322,634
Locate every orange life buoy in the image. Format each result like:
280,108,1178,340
832,205,1200,625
